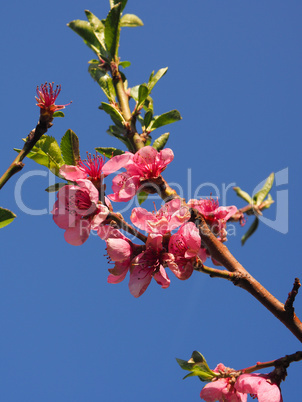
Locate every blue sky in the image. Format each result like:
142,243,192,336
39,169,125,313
1,0,301,401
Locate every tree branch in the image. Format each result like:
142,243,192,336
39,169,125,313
0,117,52,190
190,209,302,342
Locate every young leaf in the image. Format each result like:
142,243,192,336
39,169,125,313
53,111,65,118
60,129,80,166
120,14,143,27
89,63,116,102
119,61,131,68
45,183,67,193
105,3,122,58
0,207,16,229
253,173,274,205
152,133,170,151
148,67,168,92
233,186,253,205
241,217,259,246
68,19,103,55
95,147,125,158
109,0,127,13
101,102,125,125
176,351,217,382
149,110,182,131
143,109,153,129
15,135,64,176
137,191,148,205
130,85,139,101
85,10,106,50
137,84,149,108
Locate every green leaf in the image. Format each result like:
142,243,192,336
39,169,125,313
95,147,125,158
152,132,170,151
137,191,148,205
0,207,16,229
15,135,64,176
241,217,259,246
89,62,116,102
101,102,125,126
176,351,217,382
53,111,65,118
45,183,67,193
60,129,80,166
106,126,130,147
109,0,127,12
119,61,131,68
253,173,275,205
149,110,182,131
68,19,104,55
120,14,143,27
144,109,153,129
105,3,122,58
233,186,253,205
137,84,149,108
148,67,168,92
85,10,106,50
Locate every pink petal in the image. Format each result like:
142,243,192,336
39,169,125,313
107,271,128,284
108,173,139,202
107,262,129,284
59,165,87,181
235,374,282,402
91,204,109,229
145,233,163,253
64,219,91,246
102,152,133,176
158,148,174,166
168,261,194,280
129,264,152,298
52,199,77,229
76,179,99,205
130,207,156,232
133,146,158,165
200,379,229,401
153,266,170,288
107,238,131,261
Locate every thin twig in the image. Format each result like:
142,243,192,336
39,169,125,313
284,278,301,315
0,117,52,190
107,212,147,243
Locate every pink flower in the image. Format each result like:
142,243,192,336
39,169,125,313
188,198,237,241
200,364,247,402
129,234,173,297
60,152,131,183
200,364,283,402
168,222,207,280
106,236,133,284
36,82,71,117
51,179,109,245
107,146,174,202
235,374,283,402
130,198,190,235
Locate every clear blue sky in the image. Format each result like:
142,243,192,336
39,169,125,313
1,0,301,401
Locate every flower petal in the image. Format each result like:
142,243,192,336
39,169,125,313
129,264,152,298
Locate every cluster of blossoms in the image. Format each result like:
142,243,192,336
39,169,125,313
52,146,237,296
200,363,283,402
